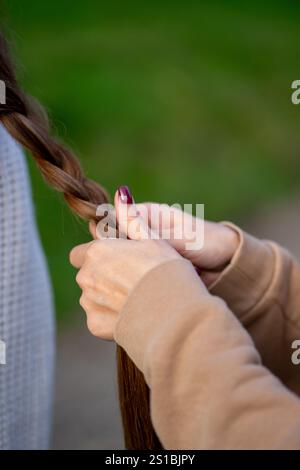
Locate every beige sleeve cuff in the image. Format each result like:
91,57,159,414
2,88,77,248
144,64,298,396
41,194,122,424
209,222,276,318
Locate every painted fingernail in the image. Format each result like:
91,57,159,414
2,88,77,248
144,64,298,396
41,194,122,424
118,185,134,205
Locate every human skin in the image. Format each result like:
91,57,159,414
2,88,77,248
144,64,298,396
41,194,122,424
127,200,239,286
70,187,239,340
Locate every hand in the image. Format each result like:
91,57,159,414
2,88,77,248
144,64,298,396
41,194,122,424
70,199,181,340
134,203,239,286
90,188,239,287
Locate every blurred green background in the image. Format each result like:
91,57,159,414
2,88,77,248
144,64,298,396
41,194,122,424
2,0,300,321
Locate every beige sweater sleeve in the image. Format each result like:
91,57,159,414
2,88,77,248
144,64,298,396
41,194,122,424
115,258,300,449
210,223,300,395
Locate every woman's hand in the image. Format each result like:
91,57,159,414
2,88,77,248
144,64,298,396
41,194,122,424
136,204,239,286
89,187,239,287
137,202,239,272
70,205,181,340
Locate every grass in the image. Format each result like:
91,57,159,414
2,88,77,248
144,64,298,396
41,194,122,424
2,0,300,321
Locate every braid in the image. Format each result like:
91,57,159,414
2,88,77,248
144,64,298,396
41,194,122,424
2,111,108,218
0,31,162,450
0,37,108,218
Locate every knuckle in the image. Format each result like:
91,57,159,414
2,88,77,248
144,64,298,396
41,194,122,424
69,246,80,267
86,316,100,337
75,270,82,286
85,244,96,259
79,294,86,309
86,240,102,259
86,314,114,340
76,269,87,287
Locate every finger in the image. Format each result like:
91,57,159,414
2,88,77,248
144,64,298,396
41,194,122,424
80,295,117,340
135,202,158,229
135,202,174,234
114,186,157,241
93,209,119,240
86,311,116,341
69,241,93,268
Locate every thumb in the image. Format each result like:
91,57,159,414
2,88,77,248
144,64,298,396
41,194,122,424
114,186,157,241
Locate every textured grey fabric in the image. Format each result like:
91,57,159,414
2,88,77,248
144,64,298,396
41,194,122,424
0,124,55,449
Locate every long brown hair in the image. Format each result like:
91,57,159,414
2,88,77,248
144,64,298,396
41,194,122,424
0,31,162,450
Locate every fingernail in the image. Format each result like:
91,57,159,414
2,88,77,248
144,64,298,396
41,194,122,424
118,185,134,205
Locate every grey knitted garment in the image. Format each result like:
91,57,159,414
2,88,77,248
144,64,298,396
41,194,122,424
0,124,55,449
